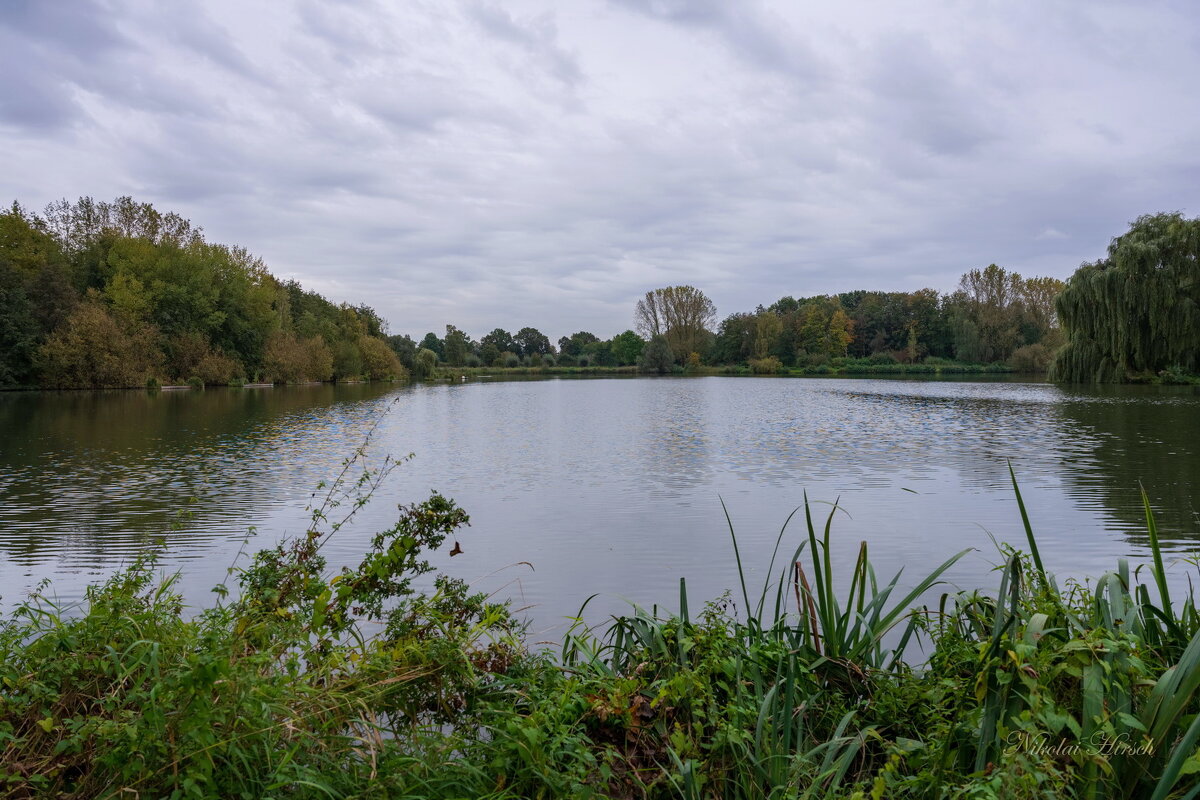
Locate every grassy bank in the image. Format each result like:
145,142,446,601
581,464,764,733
3,455,1199,798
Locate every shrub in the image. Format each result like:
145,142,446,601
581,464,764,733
196,349,243,385
1008,342,1053,373
749,355,783,374
638,334,673,374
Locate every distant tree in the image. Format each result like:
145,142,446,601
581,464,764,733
359,335,406,380
480,342,501,366
0,264,37,387
635,286,716,362
514,326,551,356
386,334,417,369
419,332,444,359
481,328,515,356
711,313,756,364
953,264,1023,362
263,331,310,383
828,308,854,357
443,325,469,367
638,334,674,374
583,338,614,366
333,340,363,381
1052,213,1200,382
558,331,599,358
37,296,161,388
610,330,645,365
413,348,438,380
753,311,783,359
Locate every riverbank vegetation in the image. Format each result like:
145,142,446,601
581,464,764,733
4,448,1199,798
0,198,404,390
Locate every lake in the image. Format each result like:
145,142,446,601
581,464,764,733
2,376,1198,637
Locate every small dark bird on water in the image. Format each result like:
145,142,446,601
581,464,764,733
449,541,463,556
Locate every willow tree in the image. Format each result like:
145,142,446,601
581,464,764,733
1051,213,1200,382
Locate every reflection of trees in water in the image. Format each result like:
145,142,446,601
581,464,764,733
0,384,400,562
1056,386,1200,547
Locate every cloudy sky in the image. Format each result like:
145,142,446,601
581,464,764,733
2,1,1197,340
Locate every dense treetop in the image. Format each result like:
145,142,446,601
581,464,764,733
0,197,404,389
1052,212,1200,382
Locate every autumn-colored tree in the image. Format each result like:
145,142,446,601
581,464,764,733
359,335,406,380
304,337,334,382
37,296,161,388
635,286,716,362
263,331,310,384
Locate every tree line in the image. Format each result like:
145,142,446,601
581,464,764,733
0,197,404,389
6,198,1189,388
413,267,1067,378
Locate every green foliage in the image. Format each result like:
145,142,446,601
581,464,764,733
37,295,162,388
610,329,646,365
514,326,552,356
413,347,439,380
1,197,403,389
419,331,445,359
639,334,674,374
1053,212,1200,382
444,324,469,367
358,335,407,380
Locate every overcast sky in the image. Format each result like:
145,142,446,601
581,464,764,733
2,1,1197,340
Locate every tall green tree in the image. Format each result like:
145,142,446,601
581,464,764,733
443,325,469,367
609,330,645,365
480,328,515,355
419,332,444,359
1052,213,1200,382
514,326,551,356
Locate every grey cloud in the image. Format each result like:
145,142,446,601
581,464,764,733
865,32,997,159
0,0,131,130
609,0,818,77
3,0,1200,343
467,2,583,87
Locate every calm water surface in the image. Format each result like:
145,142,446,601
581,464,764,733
2,377,1198,635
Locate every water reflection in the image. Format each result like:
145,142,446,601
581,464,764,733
2,377,1199,624
1054,385,1200,549
0,384,399,565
